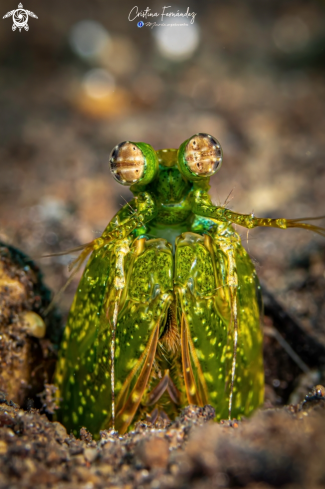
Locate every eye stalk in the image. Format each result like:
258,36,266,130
109,141,158,188
178,133,223,181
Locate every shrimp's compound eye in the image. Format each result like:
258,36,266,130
109,142,145,185
184,133,222,177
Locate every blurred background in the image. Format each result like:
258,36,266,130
0,0,324,351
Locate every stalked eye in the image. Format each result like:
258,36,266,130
184,133,222,177
109,142,145,185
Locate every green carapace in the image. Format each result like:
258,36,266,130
55,133,325,435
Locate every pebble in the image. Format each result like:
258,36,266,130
136,437,169,469
84,448,98,463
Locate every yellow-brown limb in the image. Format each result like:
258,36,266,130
40,242,92,258
43,245,94,315
114,323,160,434
192,190,325,237
181,311,209,407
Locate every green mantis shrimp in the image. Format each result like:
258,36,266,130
54,133,325,436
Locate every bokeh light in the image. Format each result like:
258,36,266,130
272,16,310,53
69,20,110,60
82,69,115,99
154,22,200,61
